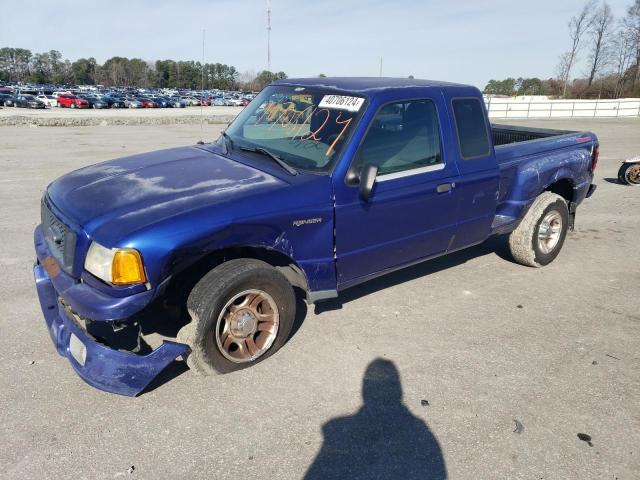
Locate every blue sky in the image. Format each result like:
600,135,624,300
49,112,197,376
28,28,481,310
0,0,633,88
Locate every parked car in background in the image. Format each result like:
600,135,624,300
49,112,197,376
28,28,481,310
57,94,89,109
14,94,47,109
170,98,187,108
125,98,142,108
226,97,243,107
103,96,126,108
212,97,225,106
0,93,16,106
241,98,250,107
618,158,640,185
139,98,159,108
183,96,201,106
78,95,109,109
37,94,57,107
154,97,174,108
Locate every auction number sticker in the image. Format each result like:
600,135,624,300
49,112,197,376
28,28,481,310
318,95,365,112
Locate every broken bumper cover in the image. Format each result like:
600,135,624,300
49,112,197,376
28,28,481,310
33,228,188,397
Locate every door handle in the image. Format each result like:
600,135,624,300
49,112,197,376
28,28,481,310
436,182,454,193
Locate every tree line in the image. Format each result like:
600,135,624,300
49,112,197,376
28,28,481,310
0,47,287,91
485,0,640,98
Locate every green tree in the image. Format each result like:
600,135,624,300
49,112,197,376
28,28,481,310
71,57,97,84
483,78,516,95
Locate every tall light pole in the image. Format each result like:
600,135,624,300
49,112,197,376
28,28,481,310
266,0,271,72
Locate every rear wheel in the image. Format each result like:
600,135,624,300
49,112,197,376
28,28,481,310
177,259,296,375
618,162,640,185
508,192,569,267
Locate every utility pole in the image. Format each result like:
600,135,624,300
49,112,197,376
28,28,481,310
266,0,272,72
198,28,205,145
201,28,205,90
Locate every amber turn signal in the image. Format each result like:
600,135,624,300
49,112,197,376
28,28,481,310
111,249,146,285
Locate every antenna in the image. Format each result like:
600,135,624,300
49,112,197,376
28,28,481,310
197,28,205,145
266,0,272,72
379,56,383,77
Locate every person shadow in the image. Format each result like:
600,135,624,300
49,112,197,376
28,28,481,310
304,358,447,480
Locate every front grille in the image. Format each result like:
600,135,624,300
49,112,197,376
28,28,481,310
41,201,76,273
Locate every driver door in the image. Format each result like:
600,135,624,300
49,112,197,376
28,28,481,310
334,97,461,288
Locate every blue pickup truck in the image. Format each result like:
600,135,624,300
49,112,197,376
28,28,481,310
34,78,598,395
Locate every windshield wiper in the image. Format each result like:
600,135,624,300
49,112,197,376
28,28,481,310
239,146,298,176
220,131,234,154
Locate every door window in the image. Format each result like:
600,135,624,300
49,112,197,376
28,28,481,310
355,99,442,177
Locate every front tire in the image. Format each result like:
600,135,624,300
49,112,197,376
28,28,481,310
508,192,569,267
177,259,296,375
618,162,640,185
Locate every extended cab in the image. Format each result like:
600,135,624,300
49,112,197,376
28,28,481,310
34,78,598,395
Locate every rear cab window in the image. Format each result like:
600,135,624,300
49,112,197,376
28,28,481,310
452,98,491,159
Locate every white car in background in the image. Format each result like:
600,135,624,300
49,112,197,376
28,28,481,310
37,94,57,107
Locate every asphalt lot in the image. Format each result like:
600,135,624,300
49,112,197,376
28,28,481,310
1,118,639,479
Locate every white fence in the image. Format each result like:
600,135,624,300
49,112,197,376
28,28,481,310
485,97,640,119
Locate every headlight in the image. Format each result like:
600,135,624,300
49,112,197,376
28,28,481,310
84,242,147,286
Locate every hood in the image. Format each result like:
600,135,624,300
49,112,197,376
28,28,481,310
47,146,286,242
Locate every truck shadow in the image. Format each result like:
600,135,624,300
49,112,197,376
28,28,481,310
316,235,510,314
304,358,447,479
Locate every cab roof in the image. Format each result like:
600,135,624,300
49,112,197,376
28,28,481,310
272,77,477,96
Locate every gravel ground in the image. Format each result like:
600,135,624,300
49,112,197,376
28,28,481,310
0,119,638,479
0,105,242,126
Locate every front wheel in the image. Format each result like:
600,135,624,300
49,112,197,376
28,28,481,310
508,192,569,267
177,259,296,375
618,162,640,185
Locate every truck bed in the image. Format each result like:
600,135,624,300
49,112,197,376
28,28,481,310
491,124,575,146
490,124,597,235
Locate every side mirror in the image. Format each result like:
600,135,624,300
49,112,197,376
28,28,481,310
359,164,378,202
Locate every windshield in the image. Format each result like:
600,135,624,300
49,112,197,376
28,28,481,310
225,85,366,173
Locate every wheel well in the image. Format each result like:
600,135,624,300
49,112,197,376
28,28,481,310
545,179,574,203
162,246,309,307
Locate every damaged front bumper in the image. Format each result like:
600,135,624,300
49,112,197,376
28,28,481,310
33,227,188,396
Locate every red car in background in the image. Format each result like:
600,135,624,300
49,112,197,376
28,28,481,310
57,94,89,109
140,98,159,108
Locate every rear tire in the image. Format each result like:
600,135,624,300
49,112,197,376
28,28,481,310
508,192,569,267
618,162,640,185
177,259,296,375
